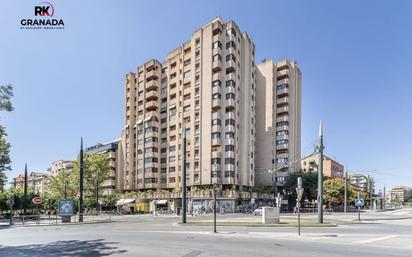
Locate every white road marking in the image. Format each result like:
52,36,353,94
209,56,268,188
354,235,398,244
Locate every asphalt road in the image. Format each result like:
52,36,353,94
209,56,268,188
1,208,412,257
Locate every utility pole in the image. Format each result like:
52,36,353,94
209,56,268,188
344,171,347,213
96,174,99,213
24,163,28,215
79,138,84,222
213,176,217,233
317,121,324,223
181,121,187,224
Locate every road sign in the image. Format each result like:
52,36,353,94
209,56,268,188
32,196,42,205
355,198,364,207
59,200,74,217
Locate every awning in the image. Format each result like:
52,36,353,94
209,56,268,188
155,200,168,205
116,198,136,206
169,104,176,109
144,116,152,122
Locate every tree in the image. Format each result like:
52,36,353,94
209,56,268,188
283,171,318,207
323,178,345,206
48,169,76,199
71,152,110,208
102,193,119,210
0,84,13,191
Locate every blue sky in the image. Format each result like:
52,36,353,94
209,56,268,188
0,0,411,190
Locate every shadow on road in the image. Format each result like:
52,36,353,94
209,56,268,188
0,239,127,257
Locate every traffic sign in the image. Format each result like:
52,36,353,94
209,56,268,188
296,188,304,201
32,196,42,205
355,198,364,207
59,200,74,217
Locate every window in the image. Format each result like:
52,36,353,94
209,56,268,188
212,93,221,99
145,137,158,143
169,177,176,183
145,127,158,133
161,148,167,153
226,80,236,87
161,87,167,94
277,158,288,164
211,158,221,164
184,70,191,78
212,80,221,87
144,147,158,153
226,93,235,100
169,145,176,152
212,119,221,126
276,139,288,145
276,130,288,136
211,132,221,139
226,41,236,49
183,105,191,112
169,156,176,162
225,132,235,139
212,54,221,62
225,145,235,152
225,171,235,177
212,41,222,49
225,158,235,165
226,54,236,62
169,166,176,172
277,84,288,90
276,121,289,127
226,28,236,37
225,119,235,126
144,157,158,163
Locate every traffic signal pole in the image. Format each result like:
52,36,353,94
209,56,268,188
317,122,324,224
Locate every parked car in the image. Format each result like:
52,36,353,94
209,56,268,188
253,207,263,216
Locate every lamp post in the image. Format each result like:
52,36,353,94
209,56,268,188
181,119,187,224
79,138,84,222
317,121,324,224
96,174,99,213
344,171,347,213
24,163,28,215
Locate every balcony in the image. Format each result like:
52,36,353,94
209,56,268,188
225,151,235,158
226,99,235,110
276,106,289,115
211,163,221,171
226,60,236,73
211,138,221,146
212,99,221,110
103,180,116,187
276,144,289,150
276,97,289,105
212,124,221,133
276,125,289,132
212,60,222,72
225,138,235,145
277,87,289,97
212,111,221,120
276,134,289,141
146,69,159,81
277,78,289,86
146,80,158,91
145,90,158,101
277,153,289,159
226,125,235,132
277,69,289,78
212,85,221,95
212,72,222,82
225,164,235,172
212,47,222,57
276,115,289,123
211,151,222,159
146,100,158,111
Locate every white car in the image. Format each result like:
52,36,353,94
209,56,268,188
253,207,263,216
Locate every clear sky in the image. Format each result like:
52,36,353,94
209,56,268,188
1,0,411,190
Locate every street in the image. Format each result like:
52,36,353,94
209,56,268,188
1,208,412,256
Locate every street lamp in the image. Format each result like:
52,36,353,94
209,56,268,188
212,170,218,233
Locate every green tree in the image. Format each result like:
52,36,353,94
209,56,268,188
0,84,13,191
71,152,110,208
323,178,345,206
48,169,76,199
283,171,318,206
102,193,119,210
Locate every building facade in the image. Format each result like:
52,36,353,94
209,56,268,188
255,59,301,187
13,172,50,195
48,160,74,176
348,173,375,194
390,186,412,204
85,139,123,195
120,17,256,195
300,154,344,178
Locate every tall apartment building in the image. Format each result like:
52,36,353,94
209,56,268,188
85,139,123,195
120,17,256,194
390,186,412,204
255,59,301,187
